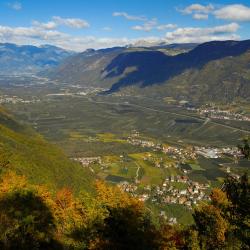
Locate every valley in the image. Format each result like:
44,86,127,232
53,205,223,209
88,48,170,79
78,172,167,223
0,1,250,248
1,75,249,225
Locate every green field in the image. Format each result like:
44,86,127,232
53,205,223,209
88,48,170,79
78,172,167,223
3,93,248,188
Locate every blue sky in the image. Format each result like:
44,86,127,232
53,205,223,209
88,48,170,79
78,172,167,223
0,0,250,51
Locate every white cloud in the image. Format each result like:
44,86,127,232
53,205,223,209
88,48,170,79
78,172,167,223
113,12,146,21
0,24,129,51
7,2,22,10
132,20,177,32
113,11,177,33
179,4,214,20
0,25,66,42
32,21,58,30
214,4,250,22
157,24,177,30
32,16,90,30
0,21,241,52
180,4,214,14
165,23,240,43
131,18,157,32
52,16,90,28
103,27,112,31
193,13,208,20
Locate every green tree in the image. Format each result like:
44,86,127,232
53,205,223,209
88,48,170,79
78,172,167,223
223,174,250,249
238,138,250,159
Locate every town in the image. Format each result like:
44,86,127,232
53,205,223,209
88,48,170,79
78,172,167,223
186,105,250,122
72,130,243,224
0,95,40,104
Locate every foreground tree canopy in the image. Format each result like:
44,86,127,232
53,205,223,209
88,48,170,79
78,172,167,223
0,170,249,250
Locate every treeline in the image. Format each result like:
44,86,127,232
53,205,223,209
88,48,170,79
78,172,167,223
0,171,249,250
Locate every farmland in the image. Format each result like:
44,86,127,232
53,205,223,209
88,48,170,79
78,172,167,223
1,78,249,224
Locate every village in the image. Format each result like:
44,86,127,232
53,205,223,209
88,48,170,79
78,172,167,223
71,130,243,224
117,171,211,225
187,105,250,122
127,130,241,159
118,174,210,207
0,95,40,104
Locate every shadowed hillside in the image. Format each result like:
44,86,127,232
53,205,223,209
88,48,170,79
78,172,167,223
105,40,250,92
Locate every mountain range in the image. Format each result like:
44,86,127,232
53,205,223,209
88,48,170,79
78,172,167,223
1,40,250,104
0,43,74,75
49,40,250,103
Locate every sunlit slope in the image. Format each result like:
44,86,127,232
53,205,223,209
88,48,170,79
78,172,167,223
0,107,94,193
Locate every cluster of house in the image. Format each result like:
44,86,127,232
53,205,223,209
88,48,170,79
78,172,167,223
128,130,243,163
194,146,241,159
127,131,196,161
162,145,196,161
159,178,209,208
46,87,104,98
118,182,138,193
72,156,102,166
0,95,40,104
127,137,159,149
160,211,177,225
198,107,250,122
118,174,210,210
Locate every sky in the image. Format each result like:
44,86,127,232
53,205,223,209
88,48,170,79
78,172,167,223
0,0,250,51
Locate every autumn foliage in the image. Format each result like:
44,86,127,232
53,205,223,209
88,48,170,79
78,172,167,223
0,171,249,250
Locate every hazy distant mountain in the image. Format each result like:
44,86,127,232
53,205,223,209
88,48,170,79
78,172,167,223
0,43,74,75
50,40,250,103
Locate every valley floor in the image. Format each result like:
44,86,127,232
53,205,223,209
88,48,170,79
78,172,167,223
1,76,249,224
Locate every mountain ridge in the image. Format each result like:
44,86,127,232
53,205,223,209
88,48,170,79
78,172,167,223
48,40,250,103
0,43,75,75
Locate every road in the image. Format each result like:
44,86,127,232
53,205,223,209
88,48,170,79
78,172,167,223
135,163,141,183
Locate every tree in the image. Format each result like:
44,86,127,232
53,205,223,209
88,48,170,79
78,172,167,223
69,181,159,250
0,172,61,250
193,204,229,249
223,173,250,248
0,147,11,175
238,138,250,159
158,224,186,250
193,174,250,250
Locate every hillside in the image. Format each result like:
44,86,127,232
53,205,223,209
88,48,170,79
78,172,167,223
0,43,74,75
105,40,250,90
49,44,196,88
120,47,250,104
0,107,94,193
49,40,250,103
145,50,250,103
50,47,126,88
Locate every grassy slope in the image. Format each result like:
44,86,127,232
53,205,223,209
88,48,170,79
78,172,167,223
0,107,94,194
